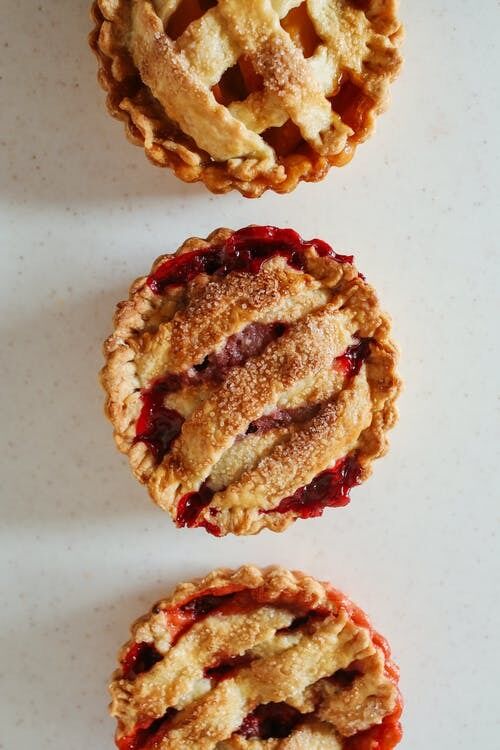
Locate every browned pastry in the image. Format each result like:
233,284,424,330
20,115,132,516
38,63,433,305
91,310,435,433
110,565,403,749
101,226,401,536
89,0,403,197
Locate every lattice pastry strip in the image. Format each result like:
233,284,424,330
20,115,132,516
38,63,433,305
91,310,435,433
149,305,357,506
90,0,403,196
101,226,400,536
130,1,273,164
134,260,329,383
109,566,402,750
206,373,372,535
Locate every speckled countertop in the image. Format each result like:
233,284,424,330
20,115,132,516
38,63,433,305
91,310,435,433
1,1,499,748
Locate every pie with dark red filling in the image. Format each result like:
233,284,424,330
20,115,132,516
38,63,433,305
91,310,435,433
110,565,403,749
101,226,401,536
89,0,403,197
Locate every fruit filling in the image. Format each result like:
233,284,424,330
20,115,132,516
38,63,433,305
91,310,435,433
204,653,254,682
166,0,217,40
263,456,362,519
121,642,163,680
238,703,304,740
133,383,184,463
280,2,322,58
330,79,374,135
335,338,372,378
213,55,264,106
176,483,215,529
246,402,322,435
195,321,287,379
148,226,353,295
176,455,362,535
116,710,178,750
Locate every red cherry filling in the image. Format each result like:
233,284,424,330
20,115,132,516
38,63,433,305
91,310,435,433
238,703,304,740
246,402,321,435
263,456,362,519
158,589,247,647
133,379,184,462
330,668,362,688
117,709,178,750
179,591,237,620
176,483,215,529
335,338,372,378
148,226,353,295
276,609,328,635
204,653,254,682
176,456,362,535
195,321,287,381
121,642,163,680
120,591,244,687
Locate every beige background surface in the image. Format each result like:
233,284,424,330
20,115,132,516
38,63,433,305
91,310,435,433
1,1,499,748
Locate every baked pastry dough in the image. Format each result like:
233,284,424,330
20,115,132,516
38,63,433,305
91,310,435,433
110,565,403,749
89,0,403,196
101,226,400,536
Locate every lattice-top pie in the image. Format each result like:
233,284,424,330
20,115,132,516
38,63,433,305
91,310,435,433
110,565,403,749
101,226,400,536
90,0,403,197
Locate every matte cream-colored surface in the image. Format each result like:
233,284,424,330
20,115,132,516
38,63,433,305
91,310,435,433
0,1,499,748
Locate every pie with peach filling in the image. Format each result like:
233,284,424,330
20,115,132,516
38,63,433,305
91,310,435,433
89,0,403,197
101,226,400,536
110,565,403,749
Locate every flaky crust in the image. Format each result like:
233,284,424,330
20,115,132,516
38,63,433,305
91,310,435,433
89,0,403,197
110,565,403,749
100,227,401,536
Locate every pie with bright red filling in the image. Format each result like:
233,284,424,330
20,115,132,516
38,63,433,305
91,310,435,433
89,0,403,197
110,566,403,750
101,226,400,536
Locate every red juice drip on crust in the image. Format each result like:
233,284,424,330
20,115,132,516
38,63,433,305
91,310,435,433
197,518,223,537
176,483,215,529
148,226,353,294
263,456,362,519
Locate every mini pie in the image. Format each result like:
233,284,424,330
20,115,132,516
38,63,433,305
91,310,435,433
101,226,400,537
89,0,403,197
110,565,403,749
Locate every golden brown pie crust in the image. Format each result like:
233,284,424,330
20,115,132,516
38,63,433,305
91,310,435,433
110,565,403,749
89,0,403,197
100,227,401,536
